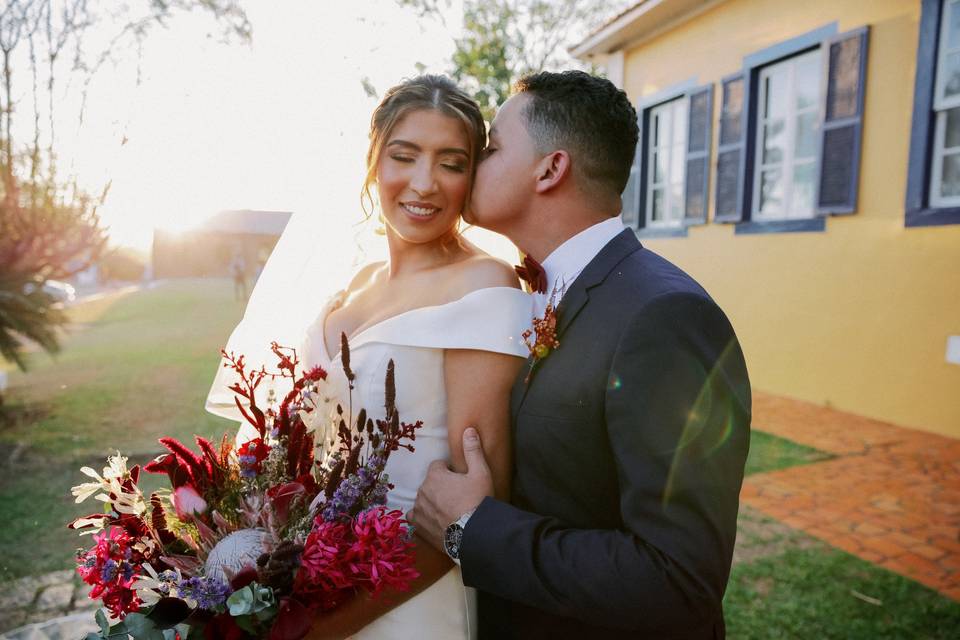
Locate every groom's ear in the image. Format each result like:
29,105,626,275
533,150,571,194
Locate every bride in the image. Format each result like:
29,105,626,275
210,75,531,639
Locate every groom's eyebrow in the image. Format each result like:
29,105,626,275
387,140,469,157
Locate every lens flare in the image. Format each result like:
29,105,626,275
608,373,622,391
662,338,747,508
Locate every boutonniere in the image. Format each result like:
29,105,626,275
521,286,561,384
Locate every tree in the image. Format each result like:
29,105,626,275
397,0,631,119
0,1,251,404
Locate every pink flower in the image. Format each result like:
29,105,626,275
297,518,352,592
173,485,208,519
346,508,418,597
294,508,418,607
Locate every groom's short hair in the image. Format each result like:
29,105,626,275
514,71,638,203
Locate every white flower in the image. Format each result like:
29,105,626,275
71,453,147,515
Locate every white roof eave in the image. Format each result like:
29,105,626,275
570,0,724,60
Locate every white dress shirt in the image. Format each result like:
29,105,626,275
534,217,626,316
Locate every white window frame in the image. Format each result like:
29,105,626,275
645,97,688,228
751,49,823,220
930,0,960,208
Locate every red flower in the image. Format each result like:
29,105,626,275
237,438,270,478
75,527,142,618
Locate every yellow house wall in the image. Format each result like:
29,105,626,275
621,0,960,437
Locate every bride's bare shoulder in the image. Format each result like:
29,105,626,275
449,253,521,293
345,261,386,295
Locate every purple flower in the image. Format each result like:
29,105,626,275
100,559,118,582
177,575,231,610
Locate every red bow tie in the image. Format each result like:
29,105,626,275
515,255,547,294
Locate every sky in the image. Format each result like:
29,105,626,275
51,0,470,253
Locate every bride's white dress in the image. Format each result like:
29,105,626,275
300,286,532,640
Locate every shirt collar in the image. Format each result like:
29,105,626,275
540,217,626,297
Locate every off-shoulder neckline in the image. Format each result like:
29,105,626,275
320,285,529,362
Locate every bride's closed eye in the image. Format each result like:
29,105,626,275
441,161,467,173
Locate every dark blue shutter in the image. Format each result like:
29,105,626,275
817,27,869,214
714,74,747,222
685,85,714,223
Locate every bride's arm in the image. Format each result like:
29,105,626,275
303,348,522,639
443,348,522,499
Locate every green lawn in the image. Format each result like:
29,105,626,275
0,279,243,581
725,545,960,638
745,429,833,476
1,282,958,637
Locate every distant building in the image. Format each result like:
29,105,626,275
152,209,292,280
571,0,960,439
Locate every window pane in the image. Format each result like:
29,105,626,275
763,71,789,119
652,151,666,183
652,113,661,147
796,111,819,159
759,169,783,215
651,189,665,221
673,100,688,144
671,143,685,182
947,106,960,149
762,120,786,165
659,108,673,147
669,181,684,220
943,52,960,101
796,51,822,110
950,0,960,49
941,153,960,198
792,162,816,215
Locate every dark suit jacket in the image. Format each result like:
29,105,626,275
460,229,751,639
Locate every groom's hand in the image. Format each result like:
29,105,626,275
409,427,494,551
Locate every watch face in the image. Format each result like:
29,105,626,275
444,523,463,559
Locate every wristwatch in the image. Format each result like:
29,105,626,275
443,509,475,564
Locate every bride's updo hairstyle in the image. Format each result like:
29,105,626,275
362,75,487,218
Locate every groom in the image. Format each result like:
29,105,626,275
410,71,751,638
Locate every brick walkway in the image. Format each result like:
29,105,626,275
742,391,960,601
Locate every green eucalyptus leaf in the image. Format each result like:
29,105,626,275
95,609,109,635
227,586,254,616
105,620,128,638
122,613,165,640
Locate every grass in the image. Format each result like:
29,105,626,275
0,279,243,581
745,429,833,476
0,279,243,460
724,545,960,638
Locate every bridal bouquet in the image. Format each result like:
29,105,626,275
69,340,422,640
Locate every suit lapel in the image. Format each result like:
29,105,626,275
513,229,642,413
